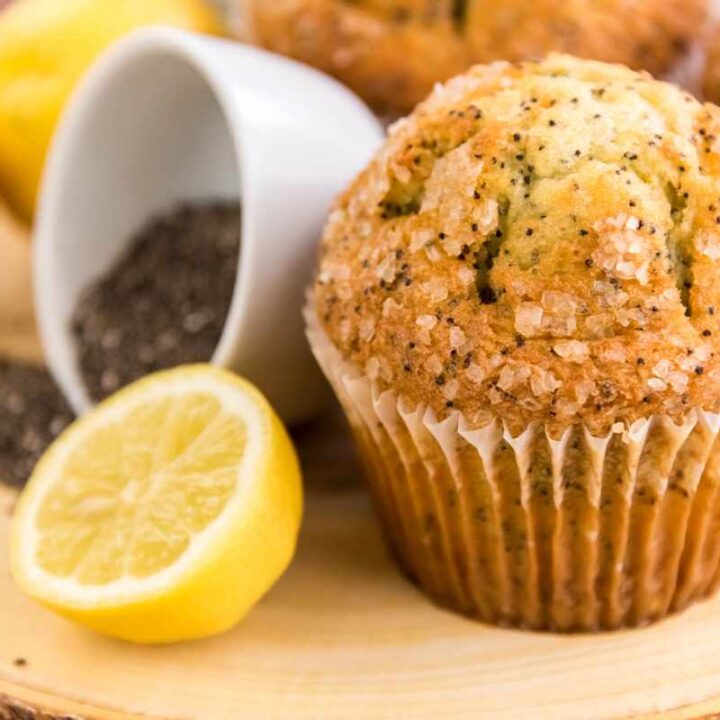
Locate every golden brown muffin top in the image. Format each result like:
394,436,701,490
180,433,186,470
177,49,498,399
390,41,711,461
252,0,707,114
315,54,720,435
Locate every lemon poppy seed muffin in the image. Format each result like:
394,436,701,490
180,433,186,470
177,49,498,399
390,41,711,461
308,55,720,631
317,54,720,436
251,0,707,113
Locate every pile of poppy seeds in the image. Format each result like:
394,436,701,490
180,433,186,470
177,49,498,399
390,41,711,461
0,201,239,488
0,360,74,488
72,201,241,402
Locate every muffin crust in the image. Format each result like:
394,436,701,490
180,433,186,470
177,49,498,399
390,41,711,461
315,54,720,435
251,0,707,113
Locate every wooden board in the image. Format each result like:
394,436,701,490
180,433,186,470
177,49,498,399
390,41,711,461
6,470,720,720
3,208,720,719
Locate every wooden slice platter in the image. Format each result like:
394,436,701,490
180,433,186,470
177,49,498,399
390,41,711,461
4,209,720,719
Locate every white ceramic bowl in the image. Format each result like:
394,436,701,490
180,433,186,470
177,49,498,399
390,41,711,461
34,27,383,424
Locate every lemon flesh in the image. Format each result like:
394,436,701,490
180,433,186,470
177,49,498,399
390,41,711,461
0,0,224,223
11,366,302,644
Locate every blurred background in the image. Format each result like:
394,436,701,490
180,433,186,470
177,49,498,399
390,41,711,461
0,0,718,238
0,0,718,236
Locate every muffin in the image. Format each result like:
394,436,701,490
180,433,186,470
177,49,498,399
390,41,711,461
704,26,720,104
307,54,720,631
250,0,707,113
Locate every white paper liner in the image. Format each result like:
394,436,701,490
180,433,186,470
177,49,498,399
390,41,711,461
305,300,720,630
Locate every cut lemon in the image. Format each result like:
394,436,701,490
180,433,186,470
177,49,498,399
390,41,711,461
10,365,302,644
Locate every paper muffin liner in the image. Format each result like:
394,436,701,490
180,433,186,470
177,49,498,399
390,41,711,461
306,300,720,631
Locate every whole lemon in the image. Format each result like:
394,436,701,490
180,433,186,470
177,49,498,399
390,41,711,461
0,0,224,225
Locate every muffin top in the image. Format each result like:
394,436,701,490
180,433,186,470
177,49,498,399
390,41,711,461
251,0,706,113
315,54,720,435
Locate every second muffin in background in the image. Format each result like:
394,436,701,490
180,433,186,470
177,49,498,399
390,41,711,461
704,23,720,104
250,0,707,114
308,54,720,632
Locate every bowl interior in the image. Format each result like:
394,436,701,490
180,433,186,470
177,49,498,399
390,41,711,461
36,44,240,413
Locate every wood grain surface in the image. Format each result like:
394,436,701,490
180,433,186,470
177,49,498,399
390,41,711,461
3,207,720,719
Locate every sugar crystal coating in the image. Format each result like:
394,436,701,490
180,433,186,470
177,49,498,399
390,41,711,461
316,55,720,434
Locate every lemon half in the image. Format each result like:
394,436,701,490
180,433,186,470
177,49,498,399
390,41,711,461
10,365,302,644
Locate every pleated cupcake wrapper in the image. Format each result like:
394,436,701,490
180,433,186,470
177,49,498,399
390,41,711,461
305,300,720,630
